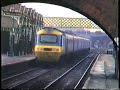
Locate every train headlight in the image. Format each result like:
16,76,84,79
40,48,44,51
52,48,59,52
35,47,43,51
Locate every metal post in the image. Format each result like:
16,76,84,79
8,17,14,56
23,16,26,55
25,16,29,55
19,15,24,55
32,21,35,53
113,1,118,76
24,16,27,55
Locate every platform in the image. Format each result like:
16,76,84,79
1,54,36,66
83,54,119,89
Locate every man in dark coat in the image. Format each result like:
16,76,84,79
18,36,23,55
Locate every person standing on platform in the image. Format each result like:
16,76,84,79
26,35,29,54
23,35,26,55
29,41,32,54
18,36,23,55
14,37,19,56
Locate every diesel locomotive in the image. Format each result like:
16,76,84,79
34,27,90,62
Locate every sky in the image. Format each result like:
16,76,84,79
21,3,87,18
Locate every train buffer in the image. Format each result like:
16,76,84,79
83,54,119,89
1,54,35,66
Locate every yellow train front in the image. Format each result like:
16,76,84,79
34,27,64,62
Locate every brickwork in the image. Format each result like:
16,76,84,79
60,0,118,38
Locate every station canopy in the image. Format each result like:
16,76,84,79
44,17,100,29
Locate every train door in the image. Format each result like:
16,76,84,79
61,35,65,54
65,36,68,53
1,30,10,54
73,36,75,52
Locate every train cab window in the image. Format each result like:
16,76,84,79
40,34,57,43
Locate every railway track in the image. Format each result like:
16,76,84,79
2,67,38,81
1,67,53,89
44,52,100,89
2,49,100,89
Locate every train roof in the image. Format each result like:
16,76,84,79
37,27,90,40
43,27,62,32
37,27,63,35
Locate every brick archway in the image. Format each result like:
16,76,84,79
1,0,118,39
1,0,119,78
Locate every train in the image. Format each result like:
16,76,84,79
34,27,90,62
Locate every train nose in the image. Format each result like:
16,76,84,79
34,46,63,61
43,48,60,52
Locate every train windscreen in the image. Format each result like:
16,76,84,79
40,34,57,43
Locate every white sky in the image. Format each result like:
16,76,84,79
21,3,87,18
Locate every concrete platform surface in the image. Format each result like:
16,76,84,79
83,54,119,89
1,54,35,66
